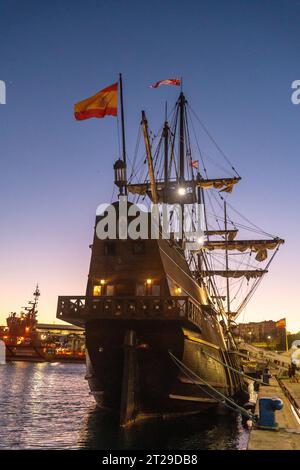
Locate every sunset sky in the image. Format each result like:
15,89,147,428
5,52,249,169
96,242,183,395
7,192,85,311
0,0,300,331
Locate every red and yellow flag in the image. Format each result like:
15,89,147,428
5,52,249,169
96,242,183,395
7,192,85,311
74,82,118,120
150,78,180,88
276,318,286,329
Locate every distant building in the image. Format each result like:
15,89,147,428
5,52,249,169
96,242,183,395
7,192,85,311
36,323,84,335
0,322,84,336
236,320,286,349
36,323,85,352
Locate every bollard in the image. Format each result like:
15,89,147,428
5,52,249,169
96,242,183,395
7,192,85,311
262,367,271,385
257,397,283,430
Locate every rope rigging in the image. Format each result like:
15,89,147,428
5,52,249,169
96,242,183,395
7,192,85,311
125,89,283,321
169,351,256,421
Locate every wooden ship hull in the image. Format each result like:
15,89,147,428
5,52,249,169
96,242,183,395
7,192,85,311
57,234,246,425
85,320,242,420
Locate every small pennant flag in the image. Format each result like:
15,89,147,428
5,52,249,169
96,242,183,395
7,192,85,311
190,160,199,169
74,82,118,120
276,318,286,329
150,78,181,89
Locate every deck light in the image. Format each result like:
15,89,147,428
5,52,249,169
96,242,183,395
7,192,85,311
146,279,152,285
100,279,105,285
113,159,127,193
178,187,186,196
197,236,205,246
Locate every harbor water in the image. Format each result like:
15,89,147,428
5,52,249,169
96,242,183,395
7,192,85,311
0,362,249,450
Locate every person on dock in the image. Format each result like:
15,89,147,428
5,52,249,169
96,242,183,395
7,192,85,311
290,361,299,383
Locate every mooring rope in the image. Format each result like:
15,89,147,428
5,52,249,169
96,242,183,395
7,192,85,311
169,350,257,421
200,349,270,386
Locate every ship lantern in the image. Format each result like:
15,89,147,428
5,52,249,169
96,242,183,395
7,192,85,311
114,159,127,192
177,186,186,196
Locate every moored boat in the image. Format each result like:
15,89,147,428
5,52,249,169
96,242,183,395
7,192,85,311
0,286,85,362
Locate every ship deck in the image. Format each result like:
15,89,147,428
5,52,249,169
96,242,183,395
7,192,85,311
56,295,211,330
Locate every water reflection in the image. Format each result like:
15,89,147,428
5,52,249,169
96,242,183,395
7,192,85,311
78,405,249,450
0,362,94,449
0,363,249,449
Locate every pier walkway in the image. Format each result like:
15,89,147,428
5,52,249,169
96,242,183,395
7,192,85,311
248,376,300,450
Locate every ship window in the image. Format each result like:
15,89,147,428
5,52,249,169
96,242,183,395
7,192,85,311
133,241,145,254
93,285,102,296
106,285,114,296
136,284,145,296
152,285,160,296
116,284,135,296
104,242,116,255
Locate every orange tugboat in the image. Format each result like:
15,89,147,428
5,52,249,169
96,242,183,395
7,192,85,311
0,286,85,362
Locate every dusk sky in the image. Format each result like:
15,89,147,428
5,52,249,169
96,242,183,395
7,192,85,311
0,0,300,331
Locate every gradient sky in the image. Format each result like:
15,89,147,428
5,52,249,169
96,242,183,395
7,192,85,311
0,0,300,331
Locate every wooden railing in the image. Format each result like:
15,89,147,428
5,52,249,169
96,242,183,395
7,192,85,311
56,295,205,328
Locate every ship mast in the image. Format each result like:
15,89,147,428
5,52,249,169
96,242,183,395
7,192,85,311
113,75,128,197
196,172,203,278
119,73,127,196
25,284,40,320
224,201,230,317
141,111,158,205
163,118,169,202
179,92,186,182
178,92,187,247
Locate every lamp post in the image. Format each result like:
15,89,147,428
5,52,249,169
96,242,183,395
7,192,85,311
114,159,127,196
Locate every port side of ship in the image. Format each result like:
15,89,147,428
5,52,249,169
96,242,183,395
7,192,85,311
57,80,284,425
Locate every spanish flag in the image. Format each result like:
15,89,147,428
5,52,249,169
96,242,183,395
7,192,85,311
276,318,286,329
74,82,118,120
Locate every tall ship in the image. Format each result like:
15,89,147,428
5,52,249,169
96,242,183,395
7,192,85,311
57,77,284,425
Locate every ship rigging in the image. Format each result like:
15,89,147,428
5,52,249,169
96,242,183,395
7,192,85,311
123,90,284,324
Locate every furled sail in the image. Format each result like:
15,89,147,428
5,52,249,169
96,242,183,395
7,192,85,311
200,238,284,262
127,177,241,197
201,270,268,281
196,177,241,193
